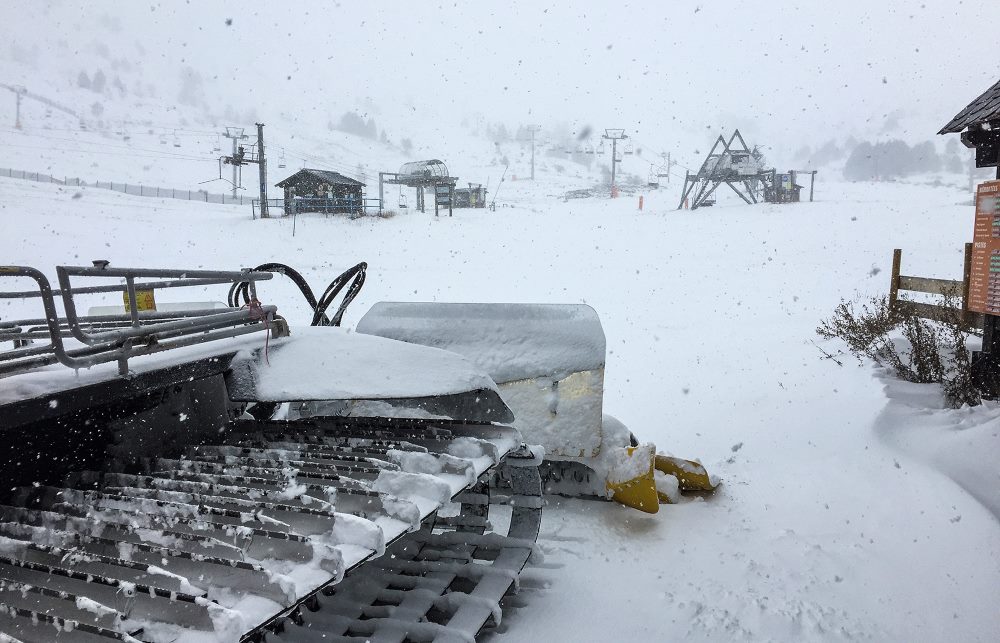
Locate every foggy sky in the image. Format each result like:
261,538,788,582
4,0,997,161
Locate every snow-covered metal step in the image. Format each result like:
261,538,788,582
102,472,394,520
248,445,543,643
0,522,293,604
0,419,535,642
0,553,216,629
0,601,138,643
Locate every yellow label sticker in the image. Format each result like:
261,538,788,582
123,289,157,312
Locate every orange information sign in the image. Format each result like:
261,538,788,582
968,180,1000,314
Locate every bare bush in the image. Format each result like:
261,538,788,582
817,291,980,407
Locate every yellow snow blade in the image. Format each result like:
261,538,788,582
606,445,659,514
654,455,719,493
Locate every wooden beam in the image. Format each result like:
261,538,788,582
889,249,902,309
894,300,984,327
897,275,963,296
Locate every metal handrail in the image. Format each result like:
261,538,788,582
54,266,271,347
0,265,279,377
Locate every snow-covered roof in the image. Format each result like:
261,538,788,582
939,78,1000,134
275,168,364,188
398,159,449,178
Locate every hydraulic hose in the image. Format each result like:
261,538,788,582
228,262,367,327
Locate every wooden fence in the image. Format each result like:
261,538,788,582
888,243,983,328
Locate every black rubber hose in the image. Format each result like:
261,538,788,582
229,261,367,327
313,262,367,327
228,263,318,313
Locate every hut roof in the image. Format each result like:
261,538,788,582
276,168,364,188
939,79,1000,134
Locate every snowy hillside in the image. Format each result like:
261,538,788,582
1,168,997,641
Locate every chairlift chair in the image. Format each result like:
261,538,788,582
278,149,287,169
585,143,595,155
172,130,181,148
597,141,606,155
624,139,635,155
398,187,408,209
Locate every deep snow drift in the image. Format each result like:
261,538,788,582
1,172,998,641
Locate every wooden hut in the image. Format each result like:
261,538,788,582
276,169,365,215
453,184,487,208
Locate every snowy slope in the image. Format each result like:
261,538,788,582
1,170,997,641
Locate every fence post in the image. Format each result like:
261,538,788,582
962,242,973,323
889,248,902,312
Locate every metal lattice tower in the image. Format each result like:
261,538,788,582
222,126,248,199
677,129,773,210
602,128,629,195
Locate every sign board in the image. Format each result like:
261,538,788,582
123,288,157,312
968,180,1000,314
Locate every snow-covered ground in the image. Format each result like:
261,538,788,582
1,169,997,641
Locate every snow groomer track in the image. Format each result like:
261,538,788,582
0,265,542,643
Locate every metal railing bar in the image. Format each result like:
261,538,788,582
1,265,280,377
0,275,272,299
4,309,243,328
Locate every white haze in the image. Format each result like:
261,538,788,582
2,0,997,167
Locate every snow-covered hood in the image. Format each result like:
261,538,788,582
356,302,607,383
227,326,502,402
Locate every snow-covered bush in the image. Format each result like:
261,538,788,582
817,292,980,407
